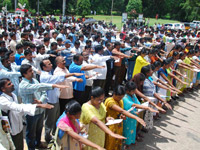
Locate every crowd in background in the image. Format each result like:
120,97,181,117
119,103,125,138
0,14,200,150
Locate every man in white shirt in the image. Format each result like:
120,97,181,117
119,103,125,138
92,35,101,49
0,54,20,97
21,49,41,75
9,33,17,54
79,34,86,52
82,51,97,101
91,45,117,89
50,32,58,43
71,40,81,54
0,78,53,150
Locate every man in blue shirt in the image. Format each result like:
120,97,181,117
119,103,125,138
69,54,104,105
15,44,24,65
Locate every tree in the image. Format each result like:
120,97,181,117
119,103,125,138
18,0,30,9
180,0,200,21
77,0,91,17
126,0,142,15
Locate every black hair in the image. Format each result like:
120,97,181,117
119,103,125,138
0,78,10,92
29,33,33,37
73,54,81,62
1,54,10,63
74,40,80,45
29,43,36,48
173,51,179,57
20,64,32,77
40,58,50,70
179,52,185,59
181,38,186,43
95,45,103,53
5,50,14,58
52,32,58,35
125,81,136,91
9,32,15,38
86,40,92,44
139,73,146,81
114,41,121,48
91,86,104,98
151,64,156,71
85,45,91,49
79,34,84,39
24,49,32,56
141,65,151,76
162,59,170,66
51,42,57,47
153,61,161,68
0,47,8,54
16,43,23,50
57,38,63,42
44,37,50,42
94,35,100,41
23,41,30,47
113,85,126,96
65,100,81,115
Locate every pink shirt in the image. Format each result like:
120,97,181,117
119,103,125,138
54,67,76,99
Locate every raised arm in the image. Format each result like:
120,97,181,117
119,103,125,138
135,89,166,112
90,116,125,140
81,65,104,71
110,104,146,127
66,129,105,150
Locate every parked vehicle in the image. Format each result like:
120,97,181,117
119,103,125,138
192,20,200,29
183,22,191,30
164,23,185,30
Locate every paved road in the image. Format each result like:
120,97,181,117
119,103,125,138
130,90,200,150
24,90,200,150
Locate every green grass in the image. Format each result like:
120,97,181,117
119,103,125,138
55,15,180,30
84,15,180,30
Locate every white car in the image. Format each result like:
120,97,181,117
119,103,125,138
192,20,200,29
164,23,185,30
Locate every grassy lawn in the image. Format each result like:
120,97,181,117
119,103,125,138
55,15,180,31
84,15,180,30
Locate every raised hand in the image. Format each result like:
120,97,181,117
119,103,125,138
111,133,126,140
106,117,114,122
156,105,166,113
165,102,172,110
148,107,159,113
37,103,54,109
137,118,146,127
53,84,70,89
96,65,105,69
97,147,106,150
76,78,83,82
33,99,42,104
73,73,84,76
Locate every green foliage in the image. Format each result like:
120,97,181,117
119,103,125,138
2,0,13,10
77,0,91,16
126,0,142,15
18,0,30,9
180,0,200,21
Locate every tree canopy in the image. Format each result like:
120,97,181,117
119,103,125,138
0,0,199,21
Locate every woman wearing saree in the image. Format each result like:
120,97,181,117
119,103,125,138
80,87,125,150
123,81,158,149
104,85,146,150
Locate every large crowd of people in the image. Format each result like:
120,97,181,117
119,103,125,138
0,14,200,150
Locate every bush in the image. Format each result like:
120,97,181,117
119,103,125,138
126,0,142,16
